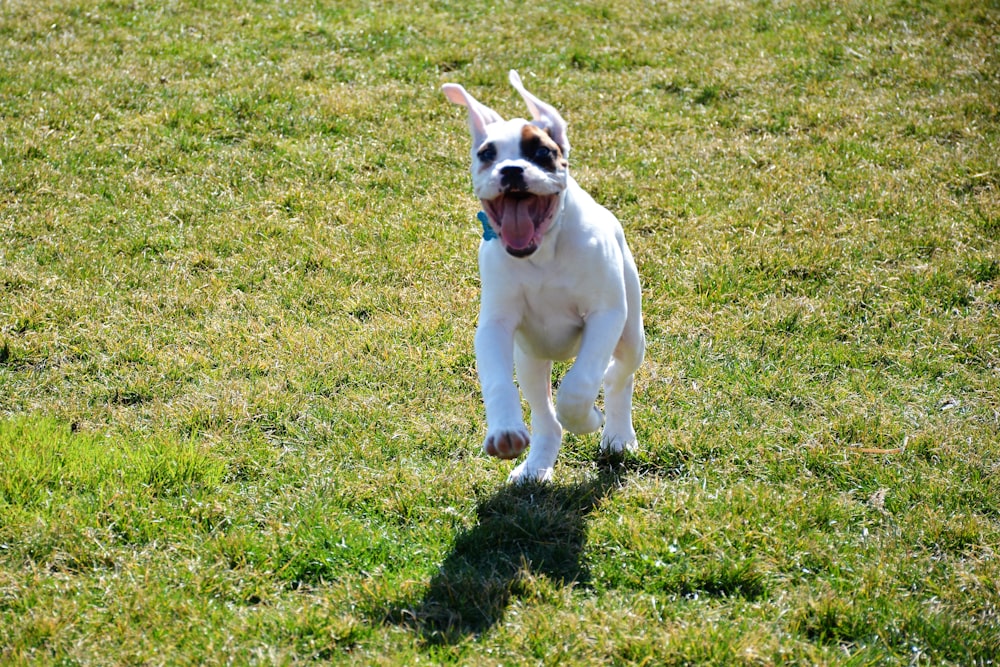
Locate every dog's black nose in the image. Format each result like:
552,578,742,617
500,165,526,189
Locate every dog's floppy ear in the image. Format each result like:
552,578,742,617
508,70,570,159
442,83,504,148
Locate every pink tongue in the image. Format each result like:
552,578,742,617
499,198,536,249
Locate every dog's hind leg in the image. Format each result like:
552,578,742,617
600,320,645,459
508,347,561,483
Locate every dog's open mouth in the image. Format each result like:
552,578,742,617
481,192,559,257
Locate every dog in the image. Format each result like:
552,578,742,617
442,70,644,483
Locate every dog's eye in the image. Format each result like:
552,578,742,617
535,146,552,160
478,144,497,163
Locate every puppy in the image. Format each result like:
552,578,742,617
443,71,644,483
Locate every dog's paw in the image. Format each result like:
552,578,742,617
557,402,604,435
507,461,553,484
599,430,638,460
483,427,530,460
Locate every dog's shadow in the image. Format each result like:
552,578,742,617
383,465,627,644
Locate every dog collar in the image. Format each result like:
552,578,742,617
477,211,497,241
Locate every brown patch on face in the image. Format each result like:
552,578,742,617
520,124,567,172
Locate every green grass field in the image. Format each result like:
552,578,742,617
2,0,998,663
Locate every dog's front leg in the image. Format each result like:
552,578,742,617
556,308,627,434
475,319,530,460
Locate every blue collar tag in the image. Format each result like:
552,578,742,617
477,211,498,241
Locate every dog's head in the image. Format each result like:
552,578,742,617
443,71,570,258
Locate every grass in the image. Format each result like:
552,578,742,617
1,0,998,663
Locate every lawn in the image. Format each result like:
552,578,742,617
1,0,998,664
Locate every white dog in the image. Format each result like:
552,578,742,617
443,71,645,483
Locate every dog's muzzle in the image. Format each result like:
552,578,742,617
481,191,560,257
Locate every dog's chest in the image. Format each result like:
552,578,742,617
513,280,586,360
